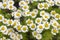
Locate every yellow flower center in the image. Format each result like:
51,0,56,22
53,29,57,33
3,3,7,7
17,26,21,30
39,25,43,29
39,4,43,8
31,24,35,28
1,27,5,30
16,13,20,16
0,16,2,20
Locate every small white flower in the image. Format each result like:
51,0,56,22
0,25,7,32
0,15,4,22
49,1,54,6
36,34,42,40
21,25,28,33
8,0,14,5
51,28,59,35
26,19,33,26
38,3,44,10
33,9,38,14
30,23,36,30
22,5,29,11
32,31,38,37
30,11,37,18
3,18,8,24
35,18,42,24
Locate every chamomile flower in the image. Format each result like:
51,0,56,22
7,19,13,26
55,1,60,6
25,10,31,16
49,1,54,6
32,31,38,37
35,18,42,24
33,9,38,14
22,5,29,11
15,24,22,32
40,10,46,16
8,0,14,5
52,21,59,28
50,10,56,17
2,2,7,9
19,1,26,6
7,28,14,35
42,13,50,20
26,19,33,26
7,5,14,10
14,12,21,18
36,34,42,40
37,24,44,30
44,22,50,29
30,23,36,30
10,33,16,39
54,13,60,20
3,18,8,24
38,3,44,10
0,15,4,22
30,11,37,18
51,28,59,35
21,25,28,33
57,24,60,30
0,25,7,32
43,3,49,9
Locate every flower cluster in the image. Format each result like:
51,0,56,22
0,0,60,40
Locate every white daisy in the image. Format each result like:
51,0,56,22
51,28,59,35
36,34,42,40
21,25,28,33
8,0,14,5
29,23,36,30
0,25,7,33
35,18,42,24
38,3,44,10
3,18,8,24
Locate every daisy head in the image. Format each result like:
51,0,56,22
30,11,37,18
29,23,36,30
21,25,28,33
38,3,44,10
36,34,42,40
51,28,59,35
14,12,21,18
8,0,14,5
50,10,56,17
43,3,49,9
55,1,60,6
44,21,50,29
40,10,46,16
37,24,44,30
49,1,54,6
35,18,42,24
3,18,8,24
0,25,7,32
15,24,22,32
22,5,29,11
32,31,38,37
26,19,33,26
0,15,4,22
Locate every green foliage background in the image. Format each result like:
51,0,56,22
0,0,60,40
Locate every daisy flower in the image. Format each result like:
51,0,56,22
21,25,28,33
37,24,44,30
35,18,42,24
49,1,54,6
36,34,42,40
26,19,33,26
43,2,49,9
32,31,38,37
22,5,29,11
44,22,50,29
7,19,13,26
15,24,22,32
0,15,4,22
29,23,36,30
0,25,7,33
14,12,21,18
51,28,59,35
2,2,7,9
30,11,37,18
50,10,56,17
38,3,44,10
40,10,46,16
57,24,60,30
19,1,26,6
33,9,38,14
8,0,14,5
54,13,60,20
55,1,60,6
3,18,8,24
